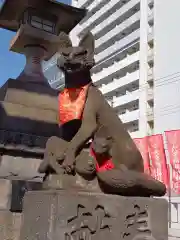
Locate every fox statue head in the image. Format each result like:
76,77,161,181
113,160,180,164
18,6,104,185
57,31,95,88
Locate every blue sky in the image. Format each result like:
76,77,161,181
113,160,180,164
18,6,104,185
0,0,71,86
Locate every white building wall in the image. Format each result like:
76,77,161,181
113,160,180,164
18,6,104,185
154,0,180,134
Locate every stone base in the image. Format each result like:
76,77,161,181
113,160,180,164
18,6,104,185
43,174,101,192
20,190,168,240
0,179,42,212
0,210,22,240
0,79,59,137
0,155,44,182
11,180,42,212
0,179,12,210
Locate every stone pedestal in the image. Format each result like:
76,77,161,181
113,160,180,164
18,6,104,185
0,211,22,240
0,179,12,210
0,79,60,180
0,178,42,213
0,79,59,136
20,190,168,240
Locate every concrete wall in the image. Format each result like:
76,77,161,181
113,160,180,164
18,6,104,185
154,0,180,133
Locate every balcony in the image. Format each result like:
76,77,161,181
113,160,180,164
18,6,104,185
78,0,112,27
147,68,153,83
88,0,108,11
95,12,140,49
113,89,139,108
77,0,132,35
92,51,139,84
147,86,154,101
148,9,154,26
91,0,140,36
95,29,140,63
100,70,139,95
77,0,93,8
130,131,141,138
92,41,139,75
147,48,154,63
119,109,139,123
148,0,154,9
42,53,59,71
147,108,154,122
148,27,154,44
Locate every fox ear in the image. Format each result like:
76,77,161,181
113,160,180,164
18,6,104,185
78,31,95,56
58,32,72,49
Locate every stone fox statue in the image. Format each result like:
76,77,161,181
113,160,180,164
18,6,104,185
89,126,166,196
39,125,166,196
39,31,166,197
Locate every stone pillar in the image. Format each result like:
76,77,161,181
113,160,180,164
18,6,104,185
20,190,168,240
17,45,48,84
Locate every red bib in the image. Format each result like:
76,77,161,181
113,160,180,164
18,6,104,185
90,145,114,172
59,84,90,124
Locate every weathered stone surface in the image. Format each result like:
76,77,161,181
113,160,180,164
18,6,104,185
12,213,22,240
0,210,12,239
0,79,60,138
0,210,22,240
0,155,44,181
0,130,47,151
0,79,59,111
0,179,43,212
0,179,12,210
20,190,168,240
0,101,59,137
43,174,101,192
0,178,43,213
11,180,42,212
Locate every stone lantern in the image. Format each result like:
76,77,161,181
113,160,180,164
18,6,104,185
0,0,86,136
0,1,87,219
0,0,86,84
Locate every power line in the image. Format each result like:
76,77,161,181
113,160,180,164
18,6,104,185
155,106,180,117
100,72,180,93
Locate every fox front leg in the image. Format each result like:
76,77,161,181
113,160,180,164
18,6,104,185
62,91,98,173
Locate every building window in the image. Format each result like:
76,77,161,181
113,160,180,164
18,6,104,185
31,16,55,33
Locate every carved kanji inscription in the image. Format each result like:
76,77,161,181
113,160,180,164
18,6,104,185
20,191,168,240
123,204,156,240
65,204,112,240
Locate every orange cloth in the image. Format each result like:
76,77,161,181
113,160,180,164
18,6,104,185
59,84,90,124
90,144,115,172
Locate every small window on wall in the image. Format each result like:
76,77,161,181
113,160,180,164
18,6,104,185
31,16,55,33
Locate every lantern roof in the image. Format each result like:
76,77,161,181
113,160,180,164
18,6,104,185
0,0,86,33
